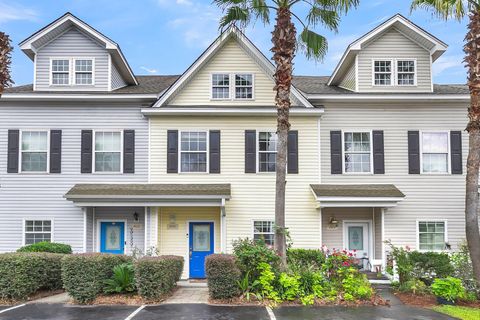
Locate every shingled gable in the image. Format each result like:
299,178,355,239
328,14,448,88
19,12,137,86
151,25,314,109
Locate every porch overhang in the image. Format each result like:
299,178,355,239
310,184,405,208
65,183,231,207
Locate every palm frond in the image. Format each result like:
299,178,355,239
219,6,251,29
312,0,360,13
252,0,271,24
298,28,328,61
307,6,340,31
410,0,469,20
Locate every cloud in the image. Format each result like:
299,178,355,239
432,54,465,76
0,1,38,23
140,66,159,74
367,15,390,26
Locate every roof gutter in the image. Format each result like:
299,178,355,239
305,94,470,101
0,93,159,102
141,107,324,116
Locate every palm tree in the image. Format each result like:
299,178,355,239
214,0,359,268
411,0,480,287
0,32,14,97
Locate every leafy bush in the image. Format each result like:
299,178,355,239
287,249,325,271
0,252,64,300
17,242,72,254
409,251,453,284
451,242,479,295
104,263,136,294
205,254,240,299
135,255,184,300
341,268,373,301
398,279,429,295
61,253,131,303
232,239,279,281
431,277,466,303
254,262,280,302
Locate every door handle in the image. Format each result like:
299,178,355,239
189,249,192,259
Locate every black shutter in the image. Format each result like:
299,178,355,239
49,130,62,174
372,130,385,174
7,130,19,173
330,131,342,174
408,131,420,174
450,131,462,174
287,130,299,174
167,130,178,173
123,130,135,174
81,130,93,173
209,130,221,173
245,130,256,173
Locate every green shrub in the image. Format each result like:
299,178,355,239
104,263,136,294
451,242,479,295
135,255,184,300
287,249,325,271
398,279,429,295
0,252,64,300
431,277,466,302
341,269,373,300
232,238,279,281
17,242,72,254
61,253,131,303
205,254,240,299
409,251,453,284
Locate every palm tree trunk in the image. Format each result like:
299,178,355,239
464,9,480,288
271,7,296,269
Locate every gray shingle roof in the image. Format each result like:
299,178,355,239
65,183,231,197
3,75,468,95
310,184,405,198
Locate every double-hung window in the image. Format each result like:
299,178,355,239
211,74,230,99
373,60,392,85
344,132,372,173
397,60,415,85
94,131,122,172
24,220,52,245
21,131,48,172
180,131,208,173
258,132,277,172
51,59,70,85
418,221,446,251
75,59,93,85
421,132,449,173
235,74,253,99
253,221,274,246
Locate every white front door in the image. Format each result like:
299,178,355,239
344,222,370,260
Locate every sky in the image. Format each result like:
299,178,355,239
0,0,469,86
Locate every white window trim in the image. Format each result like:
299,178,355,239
50,58,71,86
372,59,394,87
92,130,124,174
22,218,55,246
19,130,50,174
178,130,209,174
419,130,451,175
209,72,255,101
73,58,95,86
416,219,448,252
396,58,417,86
252,220,275,245
256,130,277,174
341,130,374,174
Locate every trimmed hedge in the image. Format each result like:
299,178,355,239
135,255,184,300
205,254,240,299
409,251,453,284
17,241,72,254
0,252,64,300
61,253,131,303
287,248,325,270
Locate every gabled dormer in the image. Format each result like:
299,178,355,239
19,12,137,92
328,14,448,93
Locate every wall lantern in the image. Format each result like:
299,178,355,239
328,216,339,229
133,212,139,222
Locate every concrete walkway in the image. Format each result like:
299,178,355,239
31,292,70,304
163,282,209,304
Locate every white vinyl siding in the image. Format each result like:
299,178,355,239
421,131,450,174
418,221,447,251
253,220,274,246
24,220,52,245
94,131,122,173
20,131,49,173
339,62,356,91
258,131,277,173
179,131,208,173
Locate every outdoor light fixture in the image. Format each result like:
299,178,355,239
133,212,139,222
328,216,339,229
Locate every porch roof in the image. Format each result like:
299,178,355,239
310,184,405,208
64,183,231,207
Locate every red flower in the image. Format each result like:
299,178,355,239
342,261,350,267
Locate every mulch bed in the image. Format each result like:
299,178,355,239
394,292,480,308
0,289,64,306
88,287,179,305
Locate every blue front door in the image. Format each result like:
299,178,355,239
100,222,125,254
189,222,214,278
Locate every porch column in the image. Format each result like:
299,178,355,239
220,199,227,253
318,208,322,248
381,208,386,270
144,207,149,253
83,207,87,253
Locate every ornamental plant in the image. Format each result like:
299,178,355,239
431,277,466,303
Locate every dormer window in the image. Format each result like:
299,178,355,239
397,60,416,86
51,59,70,85
211,73,254,100
74,59,94,85
373,60,392,86
235,74,253,99
212,74,230,99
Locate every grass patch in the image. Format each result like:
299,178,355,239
432,305,480,320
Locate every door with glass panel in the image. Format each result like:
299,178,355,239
100,221,125,254
344,222,369,260
189,222,214,278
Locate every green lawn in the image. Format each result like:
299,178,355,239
432,305,480,320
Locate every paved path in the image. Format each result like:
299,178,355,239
0,303,456,320
31,292,70,304
164,287,209,304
